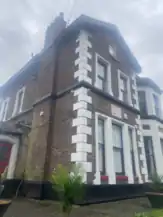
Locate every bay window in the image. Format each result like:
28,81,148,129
153,94,160,117
138,91,147,116
144,136,156,178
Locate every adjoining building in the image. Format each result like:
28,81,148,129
137,77,163,180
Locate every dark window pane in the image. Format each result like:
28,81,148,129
144,136,156,178
138,91,147,116
153,94,160,117
97,60,107,91
120,76,128,103
143,125,150,130
160,139,163,155
129,128,136,176
98,118,106,175
112,124,124,174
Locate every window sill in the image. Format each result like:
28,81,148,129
94,83,113,96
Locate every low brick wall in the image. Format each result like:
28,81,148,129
0,179,153,204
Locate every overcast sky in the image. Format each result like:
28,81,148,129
0,0,163,87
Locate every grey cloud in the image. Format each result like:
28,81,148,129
0,0,163,88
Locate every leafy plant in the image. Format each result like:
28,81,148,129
51,164,85,216
136,210,163,217
149,209,163,216
150,173,163,191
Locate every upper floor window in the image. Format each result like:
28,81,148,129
95,53,112,95
153,94,160,117
138,91,147,116
0,98,9,122
12,87,26,116
97,60,107,91
109,45,116,59
118,70,131,105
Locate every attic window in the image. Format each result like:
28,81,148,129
109,45,116,59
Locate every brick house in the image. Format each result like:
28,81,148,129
0,13,148,185
137,77,163,179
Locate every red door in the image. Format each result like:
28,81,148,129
0,143,12,173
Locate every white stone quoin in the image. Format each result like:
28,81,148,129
71,30,93,183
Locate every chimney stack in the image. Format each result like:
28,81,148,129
44,12,66,49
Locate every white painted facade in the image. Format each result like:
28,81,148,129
141,119,163,177
138,81,163,179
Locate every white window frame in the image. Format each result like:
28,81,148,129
95,112,140,184
95,53,113,95
12,87,26,117
112,122,124,175
0,98,10,122
152,93,161,118
118,69,132,105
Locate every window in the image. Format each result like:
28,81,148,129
95,54,112,94
13,87,25,116
112,124,124,175
118,71,131,104
97,60,107,91
128,128,136,177
143,125,150,130
160,139,163,155
98,118,106,175
109,45,116,59
144,136,156,178
138,91,147,116
0,99,9,121
120,75,128,102
153,94,160,117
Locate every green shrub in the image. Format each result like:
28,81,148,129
151,173,163,191
149,210,163,216
135,213,148,217
135,210,163,217
51,164,85,216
